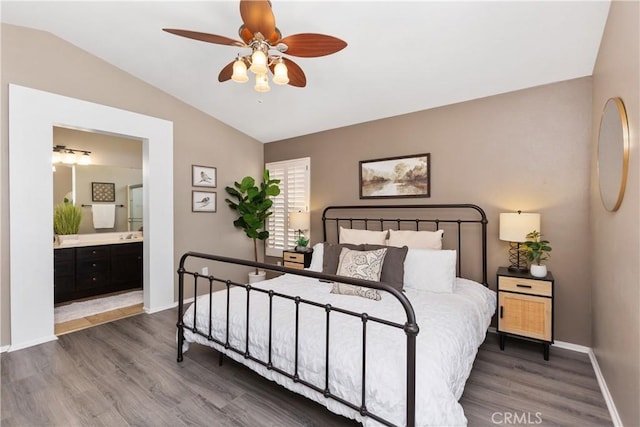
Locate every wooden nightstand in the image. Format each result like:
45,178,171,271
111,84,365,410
282,250,313,270
497,267,555,360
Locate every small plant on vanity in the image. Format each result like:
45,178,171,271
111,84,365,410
519,230,552,277
53,198,83,244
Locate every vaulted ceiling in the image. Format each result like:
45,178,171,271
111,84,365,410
2,1,610,142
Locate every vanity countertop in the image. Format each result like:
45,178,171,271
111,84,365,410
54,232,143,249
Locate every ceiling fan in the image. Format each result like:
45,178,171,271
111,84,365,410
163,0,347,92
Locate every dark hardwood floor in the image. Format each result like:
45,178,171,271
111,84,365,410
1,308,612,426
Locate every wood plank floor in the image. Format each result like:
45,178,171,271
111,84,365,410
1,308,612,426
55,303,144,335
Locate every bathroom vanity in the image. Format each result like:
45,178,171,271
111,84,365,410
54,234,143,303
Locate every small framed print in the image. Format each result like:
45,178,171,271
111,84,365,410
92,182,116,202
192,165,216,188
192,190,216,213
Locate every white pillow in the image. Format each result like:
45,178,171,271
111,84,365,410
339,227,388,245
307,242,324,272
403,249,456,293
387,229,444,250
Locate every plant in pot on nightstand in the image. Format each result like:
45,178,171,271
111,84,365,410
53,198,83,245
520,230,552,278
225,170,281,283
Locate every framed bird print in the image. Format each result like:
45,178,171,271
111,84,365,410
192,165,216,188
192,190,216,213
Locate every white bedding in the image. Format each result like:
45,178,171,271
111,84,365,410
182,274,496,426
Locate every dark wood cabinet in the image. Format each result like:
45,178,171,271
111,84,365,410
111,243,143,290
54,242,143,303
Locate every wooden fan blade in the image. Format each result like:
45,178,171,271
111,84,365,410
218,61,235,82
239,0,278,43
163,29,245,47
277,33,347,58
269,58,306,87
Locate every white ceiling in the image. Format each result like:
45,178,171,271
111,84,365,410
2,1,610,143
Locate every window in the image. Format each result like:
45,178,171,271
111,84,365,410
265,157,310,257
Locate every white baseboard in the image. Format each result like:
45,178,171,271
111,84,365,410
486,327,622,426
7,335,58,352
588,349,623,427
0,345,10,353
144,297,195,314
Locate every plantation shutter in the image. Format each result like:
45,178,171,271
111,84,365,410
265,157,310,257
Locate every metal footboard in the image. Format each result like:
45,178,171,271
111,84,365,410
177,252,419,427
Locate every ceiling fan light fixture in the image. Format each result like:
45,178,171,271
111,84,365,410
254,73,270,92
272,59,289,85
249,49,268,75
231,57,249,83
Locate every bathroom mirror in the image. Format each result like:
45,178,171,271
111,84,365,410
597,97,629,212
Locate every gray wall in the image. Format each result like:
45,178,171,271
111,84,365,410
591,1,640,425
1,24,263,346
266,77,593,346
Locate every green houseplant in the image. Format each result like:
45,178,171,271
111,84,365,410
519,230,552,277
225,170,281,277
53,199,83,243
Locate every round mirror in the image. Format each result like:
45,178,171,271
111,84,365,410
598,97,629,212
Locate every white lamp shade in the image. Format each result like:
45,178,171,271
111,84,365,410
254,73,270,92
272,60,289,85
62,150,77,164
77,152,91,165
249,49,268,75
231,58,249,83
499,212,540,242
51,150,62,163
289,211,310,231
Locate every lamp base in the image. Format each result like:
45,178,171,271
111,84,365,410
508,242,529,272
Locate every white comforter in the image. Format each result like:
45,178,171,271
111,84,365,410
182,274,496,426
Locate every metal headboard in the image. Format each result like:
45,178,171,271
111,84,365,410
322,204,488,286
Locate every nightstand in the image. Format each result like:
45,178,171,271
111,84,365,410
497,267,555,360
282,250,313,270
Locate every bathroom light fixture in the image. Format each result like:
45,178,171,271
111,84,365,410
52,145,91,165
499,211,540,272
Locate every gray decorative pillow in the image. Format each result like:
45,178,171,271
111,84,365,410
322,243,364,274
363,244,409,291
336,247,387,281
330,282,381,301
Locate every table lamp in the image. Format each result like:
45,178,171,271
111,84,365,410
499,211,540,272
289,211,310,252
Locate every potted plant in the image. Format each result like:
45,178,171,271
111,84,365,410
519,230,552,277
53,198,83,245
225,170,281,283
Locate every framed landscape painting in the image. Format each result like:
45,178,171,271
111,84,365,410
359,153,430,199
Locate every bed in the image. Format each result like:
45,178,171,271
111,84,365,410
177,204,496,426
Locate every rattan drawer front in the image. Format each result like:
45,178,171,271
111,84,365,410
498,276,552,297
283,261,304,270
283,252,304,263
498,292,552,341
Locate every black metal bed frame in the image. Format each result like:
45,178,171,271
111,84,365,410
176,204,488,427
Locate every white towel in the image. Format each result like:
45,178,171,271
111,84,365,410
92,204,116,229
